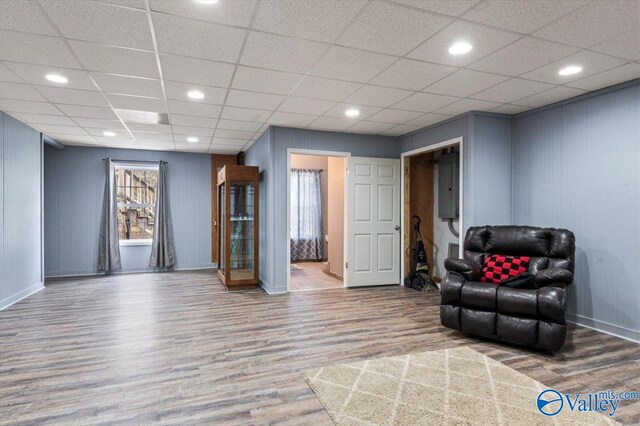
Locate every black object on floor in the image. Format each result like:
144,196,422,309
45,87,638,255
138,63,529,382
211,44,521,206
405,215,435,292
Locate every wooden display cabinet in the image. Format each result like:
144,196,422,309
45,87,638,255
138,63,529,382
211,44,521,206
216,165,259,288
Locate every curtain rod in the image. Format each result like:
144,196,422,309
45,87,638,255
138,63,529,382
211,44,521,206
102,158,166,164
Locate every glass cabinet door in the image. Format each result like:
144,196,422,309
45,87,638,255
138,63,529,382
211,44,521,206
229,181,254,281
218,182,225,274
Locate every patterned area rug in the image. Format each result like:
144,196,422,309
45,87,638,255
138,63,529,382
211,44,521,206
303,347,618,425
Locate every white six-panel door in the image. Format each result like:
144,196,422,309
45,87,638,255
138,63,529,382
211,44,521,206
347,157,401,287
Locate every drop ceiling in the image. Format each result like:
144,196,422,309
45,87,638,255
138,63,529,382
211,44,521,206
0,0,638,154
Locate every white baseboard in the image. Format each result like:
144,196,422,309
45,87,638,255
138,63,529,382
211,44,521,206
259,279,286,295
45,264,216,279
566,313,640,344
0,282,45,312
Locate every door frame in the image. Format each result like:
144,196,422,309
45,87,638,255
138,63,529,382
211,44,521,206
400,136,464,284
286,148,351,292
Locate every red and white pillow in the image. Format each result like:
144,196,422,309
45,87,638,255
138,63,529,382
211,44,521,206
480,254,531,284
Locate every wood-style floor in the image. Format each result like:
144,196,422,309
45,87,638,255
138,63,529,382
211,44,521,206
1,270,638,425
290,261,343,291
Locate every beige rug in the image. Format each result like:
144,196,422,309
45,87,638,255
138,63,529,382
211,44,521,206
303,347,618,425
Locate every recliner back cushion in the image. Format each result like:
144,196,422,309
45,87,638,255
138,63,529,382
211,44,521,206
464,225,575,274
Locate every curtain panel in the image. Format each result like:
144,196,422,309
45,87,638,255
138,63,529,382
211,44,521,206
149,161,176,269
290,169,324,261
97,158,121,272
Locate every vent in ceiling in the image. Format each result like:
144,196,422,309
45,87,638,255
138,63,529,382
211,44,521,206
114,109,170,125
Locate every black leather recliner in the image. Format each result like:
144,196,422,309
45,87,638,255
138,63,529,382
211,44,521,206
440,225,575,352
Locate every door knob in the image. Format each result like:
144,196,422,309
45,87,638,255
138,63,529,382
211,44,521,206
395,225,400,231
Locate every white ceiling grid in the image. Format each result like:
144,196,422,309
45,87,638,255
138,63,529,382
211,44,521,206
0,0,637,154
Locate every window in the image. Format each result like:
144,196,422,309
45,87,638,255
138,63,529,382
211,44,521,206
115,164,158,244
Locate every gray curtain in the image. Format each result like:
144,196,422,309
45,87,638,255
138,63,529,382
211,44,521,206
290,168,324,261
97,158,121,272
149,161,176,269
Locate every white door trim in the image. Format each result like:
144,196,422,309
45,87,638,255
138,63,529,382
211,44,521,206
286,148,351,292
400,136,464,285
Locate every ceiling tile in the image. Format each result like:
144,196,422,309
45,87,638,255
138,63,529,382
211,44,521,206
390,0,481,17
370,59,456,91
533,0,639,48
0,99,62,115
468,37,579,76
214,129,254,140
167,100,221,118
126,123,171,133
164,81,226,105
36,86,109,107
40,0,154,49
226,89,286,110
220,106,271,122
173,126,214,137
150,0,256,27
512,86,587,108
267,112,317,127
0,0,58,36
434,98,502,115
308,116,355,131
49,134,100,144
169,114,218,128
323,103,383,120
0,30,81,69
391,92,460,113
344,85,413,108
160,54,235,88
253,0,365,43
240,31,328,74
520,51,628,85
408,21,521,67
210,138,248,147
69,40,159,78
58,104,118,119
96,136,135,145
232,66,304,96
0,62,22,82
404,113,452,127
566,63,640,91
12,112,77,126
381,124,422,136
0,82,47,102
366,108,423,124
152,13,246,63
92,73,164,98
133,131,174,142
99,1,147,9
337,0,450,56
590,28,640,61
73,118,126,129
106,94,166,112
3,62,97,90
39,125,89,136
345,120,395,134
462,0,588,34
489,104,529,114
278,97,336,115
137,141,175,151
290,76,361,102
85,127,130,138
311,46,396,83
471,78,555,103
424,69,508,98
216,119,262,132
174,136,209,145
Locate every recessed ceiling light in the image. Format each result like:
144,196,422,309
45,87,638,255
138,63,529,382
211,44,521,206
448,41,473,55
345,109,360,117
45,74,68,84
187,137,199,143
187,90,205,100
558,65,582,76
103,131,116,137
195,0,219,3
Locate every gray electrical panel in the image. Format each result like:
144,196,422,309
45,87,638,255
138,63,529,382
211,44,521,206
438,152,459,219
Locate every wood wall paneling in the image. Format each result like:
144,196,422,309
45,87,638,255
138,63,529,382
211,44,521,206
211,155,237,264
406,152,435,280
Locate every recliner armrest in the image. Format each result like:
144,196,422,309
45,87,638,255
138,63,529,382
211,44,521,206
444,258,481,281
534,268,573,288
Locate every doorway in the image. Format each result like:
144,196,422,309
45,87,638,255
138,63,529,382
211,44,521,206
401,137,463,287
287,151,347,292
